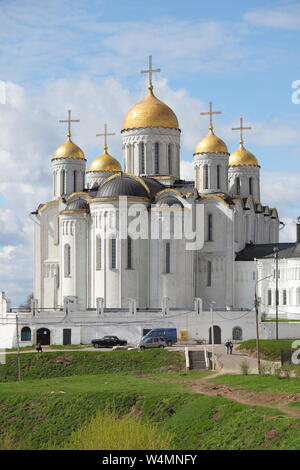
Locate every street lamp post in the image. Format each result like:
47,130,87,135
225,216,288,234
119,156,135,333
273,247,279,340
255,274,272,375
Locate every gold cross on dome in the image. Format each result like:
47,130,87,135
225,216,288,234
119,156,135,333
59,109,80,138
200,101,222,132
96,123,116,151
232,117,252,145
140,55,161,90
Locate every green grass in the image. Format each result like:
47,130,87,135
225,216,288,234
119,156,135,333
262,318,300,322
150,369,213,381
211,373,300,394
0,349,185,382
238,339,299,360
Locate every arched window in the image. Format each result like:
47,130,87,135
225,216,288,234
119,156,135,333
61,170,66,195
249,177,253,195
207,214,213,241
140,143,145,174
64,244,71,277
217,165,221,189
111,238,117,269
204,165,209,189
267,289,272,306
207,261,212,286
96,236,102,270
168,144,172,174
154,143,159,174
232,326,242,341
73,170,77,192
127,236,132,269
165,242,171,273
236,177,241,195
21,327,31,341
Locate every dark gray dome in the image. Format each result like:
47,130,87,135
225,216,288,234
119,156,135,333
142,177,164,198
97,174,149,198
66,199,90,211
156,196,184,208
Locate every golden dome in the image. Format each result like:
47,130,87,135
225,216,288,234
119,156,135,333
88,147,122,172
53,136,85,160
195,129,228,154
122,86,179,130
229,144,259,167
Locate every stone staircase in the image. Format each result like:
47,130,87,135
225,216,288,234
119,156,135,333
188,350,207,370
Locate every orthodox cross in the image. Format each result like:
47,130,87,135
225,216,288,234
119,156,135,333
200,101,222,131
96,123,116,151
59,109,80,138
232,117,252,145
140,55,161,90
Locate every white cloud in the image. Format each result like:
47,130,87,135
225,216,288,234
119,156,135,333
0,246,15,259
244,2,300,30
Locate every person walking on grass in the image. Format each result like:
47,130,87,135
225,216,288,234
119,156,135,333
36,342,42,353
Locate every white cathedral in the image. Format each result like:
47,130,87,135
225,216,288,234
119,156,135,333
2,58,300,347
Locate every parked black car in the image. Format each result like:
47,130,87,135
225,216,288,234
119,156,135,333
92,336,127,348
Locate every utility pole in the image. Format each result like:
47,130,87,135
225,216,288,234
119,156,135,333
15,315,21,381
273,247,279,340
210,302,216,370
255,274,272,375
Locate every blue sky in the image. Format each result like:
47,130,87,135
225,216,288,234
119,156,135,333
1,0,300,305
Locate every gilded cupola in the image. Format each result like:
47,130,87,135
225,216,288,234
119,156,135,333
194,101,228,154
229,117,259,167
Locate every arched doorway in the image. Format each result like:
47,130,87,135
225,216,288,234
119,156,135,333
36,328,50,346
21,327,31,341
209,325,221,344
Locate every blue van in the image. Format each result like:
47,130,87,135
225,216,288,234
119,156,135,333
142,328,177,346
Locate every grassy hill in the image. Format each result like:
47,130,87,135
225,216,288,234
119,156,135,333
238,339,298,361
0,349,185,382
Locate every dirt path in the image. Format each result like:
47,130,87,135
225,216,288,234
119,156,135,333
188,373,300,419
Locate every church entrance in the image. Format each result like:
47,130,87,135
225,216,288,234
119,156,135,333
63,329,72,345
209,325,221,344
36,328,51,346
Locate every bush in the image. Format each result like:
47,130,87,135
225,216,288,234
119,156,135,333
57,409,175,450
240,360,250,375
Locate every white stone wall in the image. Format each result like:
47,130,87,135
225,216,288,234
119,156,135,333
228,165,260,202
52,158,86,199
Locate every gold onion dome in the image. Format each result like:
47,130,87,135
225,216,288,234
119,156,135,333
88,146,122,172
53,135,85,160
195,129,228,154
229,143,259,167
122,85,179,130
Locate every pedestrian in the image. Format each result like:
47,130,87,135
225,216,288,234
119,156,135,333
225,340,230,354
36,342,42,353
229,341,233,355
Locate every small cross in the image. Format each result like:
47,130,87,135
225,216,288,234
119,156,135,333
59,109,80,138
200,101,222,131
232,117,252,145
96,123,116,151
140,55,161,90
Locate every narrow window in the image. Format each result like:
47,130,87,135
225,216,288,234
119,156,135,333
249,177,253,195
283,290,287,305
236,177,241,195
140,143,145,174
127,236,132,269
217,165,221,189
168,144,172,174
111,238,117,269
267,289,272,306
73,170,77,192
207,261,212,286
96,236,101,270
165,242,171,273
154,143,159,174
64,244,71,277
208,214,213,241
204,165,209,189
61,170,66,195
